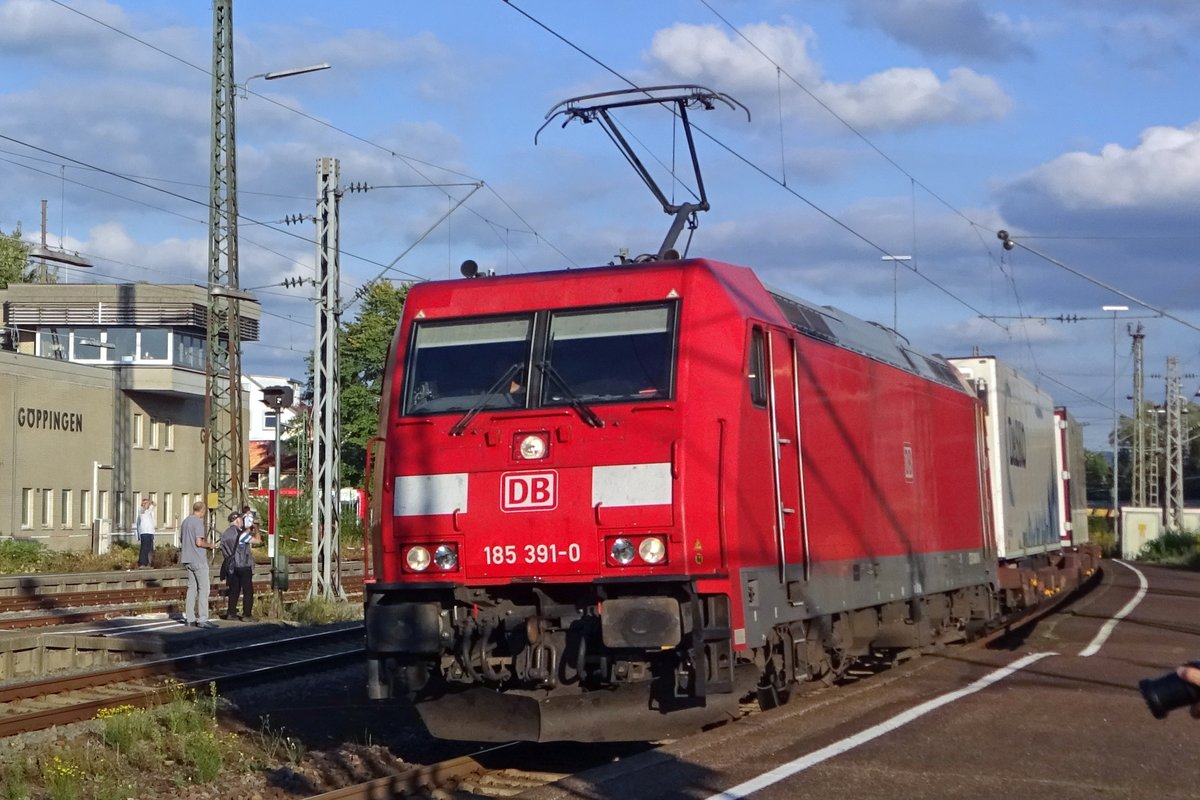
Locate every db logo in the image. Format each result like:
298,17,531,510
501,470,558,512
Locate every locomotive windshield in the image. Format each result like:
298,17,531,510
540,305,674,404
404,315,533,414
403,302,676,417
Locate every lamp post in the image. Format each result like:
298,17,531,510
1103,304,1129,542
881,255,911,330
261,385,295,600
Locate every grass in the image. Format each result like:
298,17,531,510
0,536,363,576
3,682,290,799
285,596,363,626
1137,530,1200,568
0,539,164,574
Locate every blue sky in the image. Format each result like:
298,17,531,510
2,0,1200,449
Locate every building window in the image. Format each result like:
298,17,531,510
60,489,72,529
21,488,32,529
163,493,173,529
107,327,137,363
165,421,175,451
149,419,160,450
41,489,53,527
37,328,68,359
99,490,109,521
132,413,143,448
181,493,190,520
174,332,206,370
140,329,170,361
264,412,278,430
73,327,104,360
80,489,91,526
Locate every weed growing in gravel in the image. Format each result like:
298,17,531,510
40,756,81,800
0,681,270,798
0,763,29,800
254,717,307,766
285,596,362,625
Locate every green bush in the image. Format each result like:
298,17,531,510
0,539,44,573
1137,530,1200,566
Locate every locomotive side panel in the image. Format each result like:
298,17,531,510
725,318,993,650
790,342,990,611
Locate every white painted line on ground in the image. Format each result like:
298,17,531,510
1079,559,1147,657
704,652,1056,800
44,618,177,636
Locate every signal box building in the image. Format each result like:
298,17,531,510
0,282,260,550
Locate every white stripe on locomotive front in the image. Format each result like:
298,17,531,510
393,462,673,517
591,462,673,507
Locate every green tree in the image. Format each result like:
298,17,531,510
0,225,31,285
336,280,410,487
1084,449,1112,505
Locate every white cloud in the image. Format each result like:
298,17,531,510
645,22,1012,131
820,66,1012,130
1003,121,1200,211
0,0,202,72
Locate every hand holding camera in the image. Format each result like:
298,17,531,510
1139,661,1200,719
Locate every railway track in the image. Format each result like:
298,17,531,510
0,624,364,738
304,570,1103,799
0,565,365,630
307,755,572,799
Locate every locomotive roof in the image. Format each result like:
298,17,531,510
765,285,968,391
408,257,970,393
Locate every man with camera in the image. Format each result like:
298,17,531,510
1178,664,1200,719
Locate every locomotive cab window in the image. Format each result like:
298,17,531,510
541,303,676,405
748,326,767,407
404,315,533,415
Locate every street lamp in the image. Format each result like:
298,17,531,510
238,62,331,97
881,255,911,330
1103,304,1129,541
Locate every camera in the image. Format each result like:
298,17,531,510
1139,661,1200,719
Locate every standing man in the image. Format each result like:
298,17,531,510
135,498,156,568
179,501,217,628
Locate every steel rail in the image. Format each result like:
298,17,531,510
0,626,364,737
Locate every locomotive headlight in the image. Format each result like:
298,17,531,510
518,433,548,460
610,537,636,565
638,536,666,564
433,544,458,571
405,545,431,572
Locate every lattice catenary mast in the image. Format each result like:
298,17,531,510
205,0,245,525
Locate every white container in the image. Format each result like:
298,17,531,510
949,356,1060,561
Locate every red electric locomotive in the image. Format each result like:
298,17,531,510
363,87,1089,742
364,253,1010,741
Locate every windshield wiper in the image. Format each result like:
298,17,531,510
449,362,524,436
537,361,604,428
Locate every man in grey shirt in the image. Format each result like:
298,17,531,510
179,501,217,628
